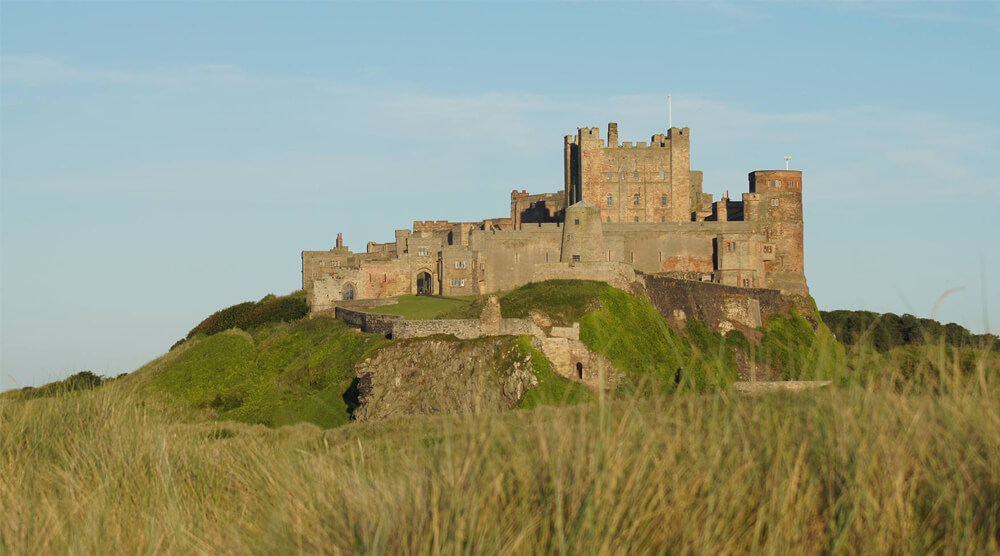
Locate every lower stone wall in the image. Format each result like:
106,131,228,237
392,319,483,340
644,276,790,333
338,298,399,310
392,318,543,340
334,307,402,337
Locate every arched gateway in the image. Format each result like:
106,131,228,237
416,271,433,296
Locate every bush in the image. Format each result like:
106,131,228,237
185,292,308,339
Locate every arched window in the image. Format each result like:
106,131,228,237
606,194,613,206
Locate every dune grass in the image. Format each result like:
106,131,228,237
366,294,475,319
2,345,998,553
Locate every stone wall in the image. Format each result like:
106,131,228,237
337,298,399,310
392,319,484,340
391,318,542,340
644,275,789,334
334,307,402,337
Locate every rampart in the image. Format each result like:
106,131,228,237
392,318,541,340
334,306,402,337
644,276,790,333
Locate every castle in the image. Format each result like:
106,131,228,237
302,123,807,311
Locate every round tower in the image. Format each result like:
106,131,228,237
747,170,807,294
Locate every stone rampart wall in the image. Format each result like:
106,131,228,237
392,319,483,340
338,298,399,310
392,318,543,340
644,275,789,333
334,307,402,337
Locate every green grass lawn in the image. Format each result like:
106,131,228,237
366,295,475,319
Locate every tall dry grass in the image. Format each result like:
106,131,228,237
2,346,999,554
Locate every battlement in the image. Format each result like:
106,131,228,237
603,124,678,149
413,220,455,232
748,170,803,193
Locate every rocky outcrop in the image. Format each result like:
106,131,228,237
351,336,538,422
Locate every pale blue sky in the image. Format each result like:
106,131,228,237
2,1,998,388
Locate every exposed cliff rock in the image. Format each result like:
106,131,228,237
351,336,538,422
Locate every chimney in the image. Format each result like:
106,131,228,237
608,122,619,147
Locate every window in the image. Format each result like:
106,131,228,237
605,172,612,181
574,218,580,225
633,171,639,180
454,260,466,269
633,193,640,206
417,247,430,256
768,180,775,187
658,171,665,180
763,245,773,254
606,216,611,223
661,194,668,206
775,180,782,188
450,279,466,287
660,216,665,222
572,255,581,262
742,278,750,287
771,199,779,207
606,194,613,206
634,216,639,223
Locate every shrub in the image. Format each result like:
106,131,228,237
185,293,308,339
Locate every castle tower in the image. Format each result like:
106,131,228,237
563,123,698,224
560,201,603,263
746,170,808,295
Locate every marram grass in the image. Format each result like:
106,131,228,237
3,350,999,554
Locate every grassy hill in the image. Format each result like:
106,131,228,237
5,282,999,552
8,281,853,428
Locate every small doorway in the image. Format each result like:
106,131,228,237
343,283,355,301
416,271,433,296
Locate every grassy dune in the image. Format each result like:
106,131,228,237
3,347,998,553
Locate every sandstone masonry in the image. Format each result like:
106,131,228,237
302,122,809,310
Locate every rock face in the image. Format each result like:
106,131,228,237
351,336,537,422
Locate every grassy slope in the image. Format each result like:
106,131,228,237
50,280,845,431
443,279,841,390
366,294,474,319
515,336,594,409
131,317,388,428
